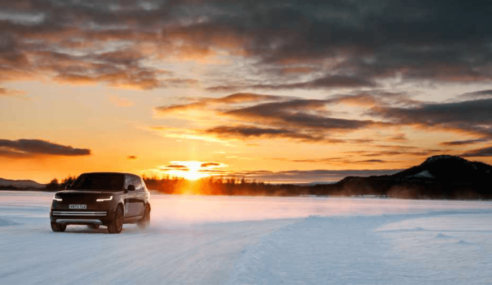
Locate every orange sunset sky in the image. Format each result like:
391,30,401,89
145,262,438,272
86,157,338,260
1,1,492,183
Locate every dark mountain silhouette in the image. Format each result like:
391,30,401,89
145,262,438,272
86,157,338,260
0,178,45,189
311,155,492,199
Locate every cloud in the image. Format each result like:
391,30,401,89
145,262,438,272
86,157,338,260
165,164,188,169
200,162,221,168
207,75,376,92
459,89,492,100
2,1,492,93
440,138,489,146
285,157,397,165
230,169,402,183
154,93,287,115
462,146,492,157
343,146,447,158
369,98,492,138
128,155,137,159
0,139,91,158
222,99,386,136
203,125,326,142
154,92,396,143
0,30,194,90
153,88,492,147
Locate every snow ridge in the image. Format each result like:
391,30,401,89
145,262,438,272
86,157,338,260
226,215,400,285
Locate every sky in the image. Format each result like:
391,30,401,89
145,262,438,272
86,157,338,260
1,0,492,183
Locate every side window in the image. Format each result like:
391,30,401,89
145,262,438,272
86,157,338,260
124,175,133,190
131,175,142,190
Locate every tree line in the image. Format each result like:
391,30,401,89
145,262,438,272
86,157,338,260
41,174,491,200
42,174,312,196
45,176,77,190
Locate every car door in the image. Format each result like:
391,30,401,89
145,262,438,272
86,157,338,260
131,175,145,217
123,175,135,217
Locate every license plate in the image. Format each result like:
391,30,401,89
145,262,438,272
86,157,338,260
69,204,87,209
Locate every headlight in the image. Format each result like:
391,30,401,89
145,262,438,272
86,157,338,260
53,197,62,202
96,196,113,202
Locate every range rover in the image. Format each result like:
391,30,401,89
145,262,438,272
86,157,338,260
50,172,151,234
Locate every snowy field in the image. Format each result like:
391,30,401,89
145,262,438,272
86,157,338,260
1,191,492,284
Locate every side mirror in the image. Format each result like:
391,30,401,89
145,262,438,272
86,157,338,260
127,185,135,191
65,184,71,190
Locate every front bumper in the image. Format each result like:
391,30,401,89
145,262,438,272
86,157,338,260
50,208,115,225
50,199,117,225
52,211,107,217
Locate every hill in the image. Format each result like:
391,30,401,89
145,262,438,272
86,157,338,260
0,178,45,190
310,155,492,199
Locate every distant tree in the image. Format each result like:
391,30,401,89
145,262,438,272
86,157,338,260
45,178,60,190
61,175,77,189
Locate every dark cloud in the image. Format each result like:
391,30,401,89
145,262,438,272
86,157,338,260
287,157,394,165
462,146,492,157
459,89,492,100
357,159,389,164
225,100,381,132
155,89,492,145
200,162,221,168
0,139,91,157
0,9,194,90
231,169,401,183
344,146,446,158
128,155,137,160
154,93,287,115
207,75,376,92
165,164,188,169
155,92,395,143
160,165,190,172
203,125,326,142
440,139,489,146
369,98,492,138
2,1,492,92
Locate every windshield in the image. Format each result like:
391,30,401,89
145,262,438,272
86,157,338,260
71,173,125,191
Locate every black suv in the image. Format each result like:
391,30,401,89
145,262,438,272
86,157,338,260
50,172,151,234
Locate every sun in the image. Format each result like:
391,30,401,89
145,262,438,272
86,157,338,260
181,168,208,181
162,161,226,181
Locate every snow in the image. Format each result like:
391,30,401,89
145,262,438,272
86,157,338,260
413,170,435,178
1,191,492,284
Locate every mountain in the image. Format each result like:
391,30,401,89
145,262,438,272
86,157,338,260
0,178,45,189
310,155,492,199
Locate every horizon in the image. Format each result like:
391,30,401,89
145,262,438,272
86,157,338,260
2,154,490,187
2,1,492,184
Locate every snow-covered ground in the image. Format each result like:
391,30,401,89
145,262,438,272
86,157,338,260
1,191,492,284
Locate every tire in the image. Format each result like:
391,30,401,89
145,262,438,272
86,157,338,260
137,205,151,230
88,224,100,230
107,205,124,234
51,222,67,232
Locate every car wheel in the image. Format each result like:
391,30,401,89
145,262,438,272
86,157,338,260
137,204,151,229
51,222,67,232
108,205,123,234
88,224,100,230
